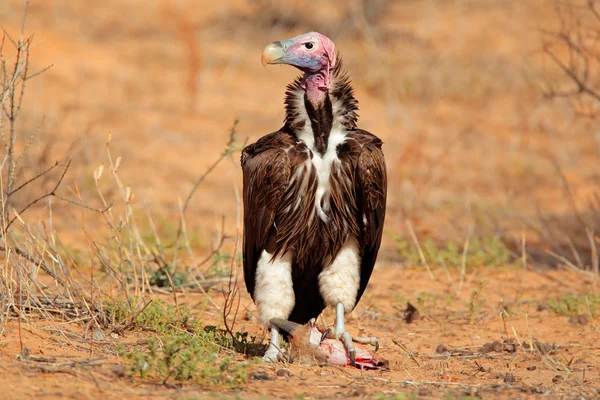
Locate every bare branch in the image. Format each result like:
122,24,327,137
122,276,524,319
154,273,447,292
6,160,59,196
3,160,71,234
173,119,243,246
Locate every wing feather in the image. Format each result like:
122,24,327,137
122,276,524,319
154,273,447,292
241,132,293,298
355,134,387,304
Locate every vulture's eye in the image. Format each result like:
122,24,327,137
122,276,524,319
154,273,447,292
304,42,314,50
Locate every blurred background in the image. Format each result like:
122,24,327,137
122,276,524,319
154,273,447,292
2,0,599,271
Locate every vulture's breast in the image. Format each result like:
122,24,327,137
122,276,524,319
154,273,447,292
275,129,360,265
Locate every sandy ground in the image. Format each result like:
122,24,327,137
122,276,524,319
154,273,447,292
1,267,599,399
1,0,599,398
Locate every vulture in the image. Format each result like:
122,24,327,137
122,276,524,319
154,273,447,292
241,32,387,364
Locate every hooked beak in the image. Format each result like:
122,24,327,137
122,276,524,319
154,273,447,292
261,41,287,67
270,318,301,336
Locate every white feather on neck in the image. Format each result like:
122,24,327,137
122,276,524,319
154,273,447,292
289,88,348,223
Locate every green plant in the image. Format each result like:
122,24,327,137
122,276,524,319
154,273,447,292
149,266,188,288
547,293,600,317
415,291,438,316
395,236,511,268
119,333,252,386
116,300,257,386
468,280,487,324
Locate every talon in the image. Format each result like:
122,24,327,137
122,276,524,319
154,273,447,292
374,340,379,353
349,350,356,366
320,328,331,344
262,348,281,362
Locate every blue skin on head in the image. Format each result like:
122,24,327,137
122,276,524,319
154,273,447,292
262,32,335,103
278,38,324,72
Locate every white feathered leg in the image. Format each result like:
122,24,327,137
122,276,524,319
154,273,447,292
254,250,295,362
318,238,378,364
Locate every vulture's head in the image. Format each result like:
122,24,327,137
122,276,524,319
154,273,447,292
261,32,336,75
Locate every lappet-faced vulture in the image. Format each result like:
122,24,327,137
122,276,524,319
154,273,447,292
241,32,387,364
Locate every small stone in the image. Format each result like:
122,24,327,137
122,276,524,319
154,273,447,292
436,344,448,354
251,372,271,381
276,368,292,377
503,339,516,353
92,327,106,341
527,365,536,371
533,340,555,355
504,373,516,383
112,365,125,377
479,341,503,354
17,347,31,361
404,302,420,323
567,315,589,325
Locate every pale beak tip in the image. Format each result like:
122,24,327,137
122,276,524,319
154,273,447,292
261,41,285,68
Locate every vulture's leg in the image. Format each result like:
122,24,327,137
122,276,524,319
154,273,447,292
254,250,295,362
318,238,379,365
323,303,379,365
334,302,356,365
263,326,282,362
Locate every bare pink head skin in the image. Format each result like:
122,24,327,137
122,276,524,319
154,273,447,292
271,318,387,370
261,32,337,105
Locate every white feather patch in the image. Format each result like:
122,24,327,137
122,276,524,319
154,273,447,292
254,250,295,326
312,129,346,222
290,90,348,223
318,237,361,313
292,88,314,149
330,95,346,131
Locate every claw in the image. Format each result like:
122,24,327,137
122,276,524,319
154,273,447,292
352,336,379,353
320,328,331,344
340,331,356,366
262,347,281,362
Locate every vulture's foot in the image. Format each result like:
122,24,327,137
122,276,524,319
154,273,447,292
323,303,379,366
352,335,379,352
262,326,284,363
262,345,283,362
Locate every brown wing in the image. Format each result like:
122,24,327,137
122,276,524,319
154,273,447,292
354,131,387,305
240,132,294,299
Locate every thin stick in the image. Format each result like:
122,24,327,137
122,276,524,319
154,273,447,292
405,220,436,281
175,119,240,243
3,159,71,234
586,229,599,280
20,0,30,37
458,224,474,296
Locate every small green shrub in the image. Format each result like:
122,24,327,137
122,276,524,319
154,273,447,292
468,280,487,324
395,236,511,268
118,333,252,387
115,300,257,387
548,293,600,316
149,266,188,288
